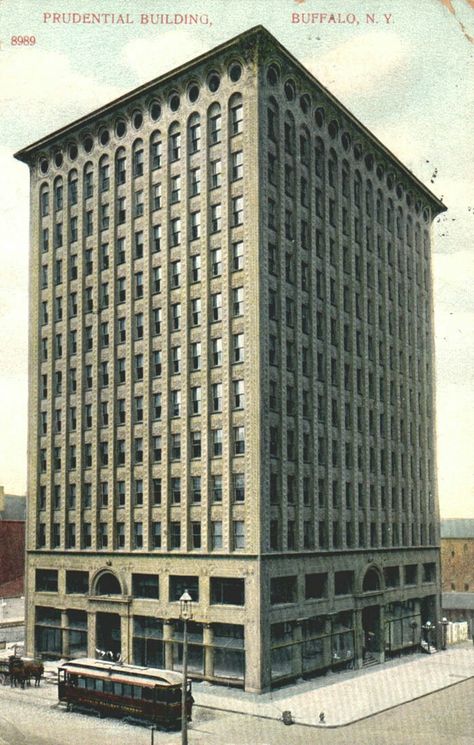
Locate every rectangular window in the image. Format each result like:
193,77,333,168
210,577,245,605
211,521,223,549
233,521,245,549
132,574,159,599
270,576,297,605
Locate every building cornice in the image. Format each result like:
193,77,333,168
14,24,445,214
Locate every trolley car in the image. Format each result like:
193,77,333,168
58,658,193,729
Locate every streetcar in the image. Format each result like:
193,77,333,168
58,658,193,729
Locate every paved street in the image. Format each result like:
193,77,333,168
0,647,473,745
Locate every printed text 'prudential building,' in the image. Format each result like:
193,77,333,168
15,26,444,692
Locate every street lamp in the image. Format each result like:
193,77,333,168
179,589,193,745
422,620,433,653
439,617,449,651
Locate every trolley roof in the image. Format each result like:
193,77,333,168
59,658,184,687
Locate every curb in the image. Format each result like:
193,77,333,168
194,674,474,729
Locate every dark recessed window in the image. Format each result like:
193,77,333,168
169,575,199,602
210,577,245,605
300,94,310,114
208,72,220,92
99,130,110,146
83,136,93,153
229,63,242,82
150,101,161,121
54,151,63,168
40,159,49,174
267,64,279,86
188,83,200,102
284,79,295,101
376,164,385,180
315,107,325,127
116,120,126,137
334,570,354,595
68,144,78,161
169,93,180,112
36,568,58,592
328,119,339,139
270,576,297,604
66,570,89,594
353,142,363,160
396,184,404,199
387,173,394,189
342,132,351,151
132,573,159,599
365,153,374,170
305,572,328,599
133,111,143,129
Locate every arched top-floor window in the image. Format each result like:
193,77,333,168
83,162,94,198
342,159,350,198
150,130,162,170
229,92,243,136
132,138,144,177
39,183,49,217
354,170,362,207
376,189,384,224
299,125,310,162
98,155,110,192
314,136,325,179
53,176,63,212
207,103,221,146
67,170,78,206
188,113,201,154
284,111,295,155
365,179,373,216
115,147,127,185
168,122,181,161
328,148,338,187
267,96,279,143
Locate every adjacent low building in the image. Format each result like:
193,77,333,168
441,518,474,634
15,26,443,692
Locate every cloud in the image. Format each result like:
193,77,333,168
123,31,209,84
0,48,122,141
304,31,410,99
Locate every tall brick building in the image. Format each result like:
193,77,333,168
15,26,443,691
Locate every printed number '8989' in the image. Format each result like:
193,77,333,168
11,36,36,45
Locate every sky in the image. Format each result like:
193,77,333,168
0,0,472,517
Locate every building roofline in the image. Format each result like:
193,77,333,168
14,24,445,213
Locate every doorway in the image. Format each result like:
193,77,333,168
96,612,121,657
362,605,381,663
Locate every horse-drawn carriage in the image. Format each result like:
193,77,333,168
0,655,44,687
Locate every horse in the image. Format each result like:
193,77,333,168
8,656,44,688
8,656,26,689
23,660,44,687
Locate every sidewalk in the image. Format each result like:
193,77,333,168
192,645,474,727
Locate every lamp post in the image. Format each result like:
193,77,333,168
179,589,193,745
439,617,449,651
422,620,433,653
